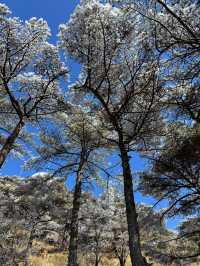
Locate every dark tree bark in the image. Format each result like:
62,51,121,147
94,248,100,266
67,163,84,266
88,87,149,265
119,138,150,266
119,257,126,266
95,255,99,266
0,119,24,168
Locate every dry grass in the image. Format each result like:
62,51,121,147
26,241,200,266
29,251,129,266
29,252,67,266
28,253,160,266
28,253,200,266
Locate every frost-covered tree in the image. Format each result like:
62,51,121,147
107,190,129,266
140,126,200,218
79,193,113,266
0,3,67,168
0,177,26,266
15,173,70,265
58,1,164,265
148,0,200,125
26,105,109,266
0,174,70,265
139,124,200,263
103,188,174,266
79,187,173,266
102,1,200,263
112,0,200,123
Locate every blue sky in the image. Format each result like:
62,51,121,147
0,0,179,230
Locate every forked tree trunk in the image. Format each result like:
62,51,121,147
119,139,149,266
0,119,24,168
67,166,83,266
115,250,126,266
113,240,127,266
119,257,126,266
95,249,100,266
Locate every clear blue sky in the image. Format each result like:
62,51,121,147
0,0,179,230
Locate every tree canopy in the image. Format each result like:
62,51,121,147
0,1,200,265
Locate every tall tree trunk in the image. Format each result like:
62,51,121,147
67,167,83,266
0,119,24,168
119,139,149,266
119,257,126,266
95,256,99,266
95,250,100,266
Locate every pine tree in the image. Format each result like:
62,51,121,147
0,3,67,168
